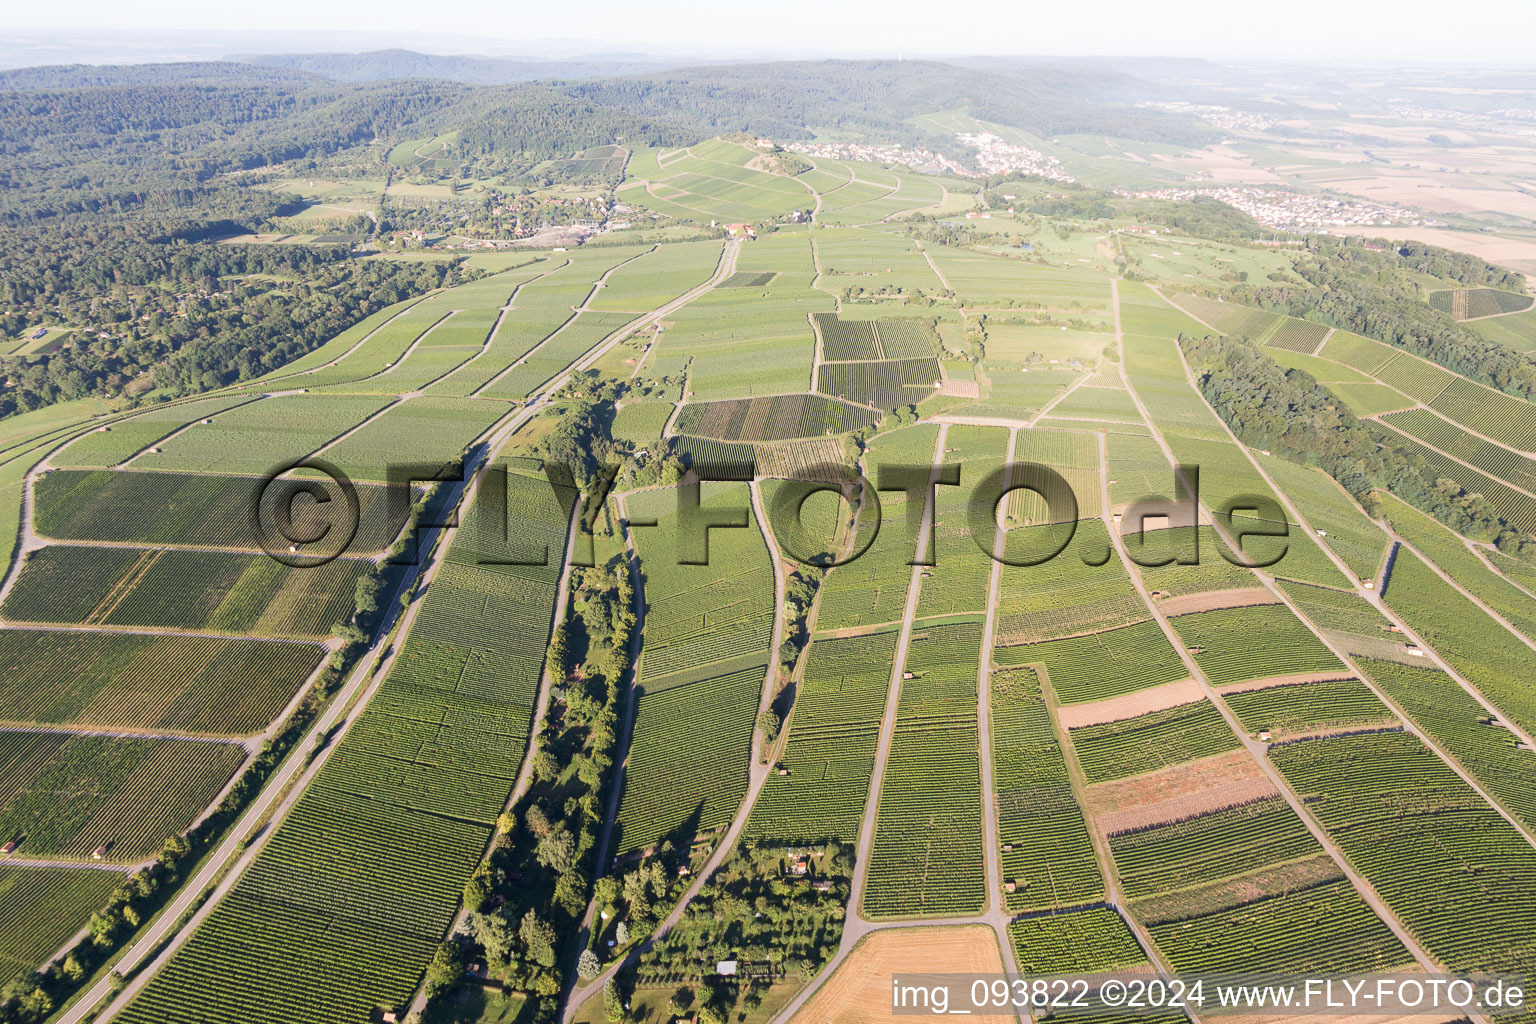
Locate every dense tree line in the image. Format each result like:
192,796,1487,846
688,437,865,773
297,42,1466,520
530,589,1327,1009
1182,332,1536,557
0,247,471,415
1233,237,1536,400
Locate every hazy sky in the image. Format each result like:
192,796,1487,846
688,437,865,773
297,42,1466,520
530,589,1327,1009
4,0,1534,64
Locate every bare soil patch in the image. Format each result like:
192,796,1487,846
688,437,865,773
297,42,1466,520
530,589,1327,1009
1216,671,1358,694
1057,678,1203,729
793,926,1011,1024
1156,587,1277,617
1085,750,1277,836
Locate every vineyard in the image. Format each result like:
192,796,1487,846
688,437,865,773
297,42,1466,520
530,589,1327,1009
1359,656,1536,829
990,666,1103,911
1427,287,1533,320
1129,527,1262,599
1256,455,1388,582
478,310,636,400
1170,294,1280,339
34,469,408,554
1007,907,1152,973
51,395,257,468
1429,377,1536,452
130,394,394,476
616,482,774,853
1271,730,1536,975
817,357,940,411
0,866,123,985
719,271,776,289
748,629,895,845
0,731,244,861
322,396,506,484
1111,797,1320,898
1068,701,1239,784
118,463,576,1023
1220,677,1397,740
1383,547,1536,735
1143,874,1410,974
672,394,879,441
1169,604,1345,686
994,520,1149,645
915,425,1009,619
1319,330,1399,375
1263,318,1330,353
0,629,325,734
1277,580,1424,667
611,401,674,444
615,662,762,854
1380,407,1536,495
814,425,937,631
1378,491,1536,642
995,620,1187,705
863,618,987,918
1370,352,1455,404
812,312,880,361
2,545,368,639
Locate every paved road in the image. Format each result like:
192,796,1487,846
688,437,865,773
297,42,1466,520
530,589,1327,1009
70,434,493,1024
67,243,741,1024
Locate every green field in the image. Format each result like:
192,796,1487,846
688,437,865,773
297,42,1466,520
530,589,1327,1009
3,545,368,638
118,462,574,1024
0,731,244,861
0,629,325,734
864,618,987,918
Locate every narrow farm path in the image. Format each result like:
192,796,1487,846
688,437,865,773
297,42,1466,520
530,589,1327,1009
402,494,586,1019
1151,289,1536,840
70,245,702,1024
915,240,953,293
1109,280,1491,1012
558,480,789,1020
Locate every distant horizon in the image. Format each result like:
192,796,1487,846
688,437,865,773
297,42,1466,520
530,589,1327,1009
3,0,1536,71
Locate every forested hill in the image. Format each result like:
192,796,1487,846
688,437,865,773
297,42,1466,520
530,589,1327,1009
568,59,1215,147
234,48,687,84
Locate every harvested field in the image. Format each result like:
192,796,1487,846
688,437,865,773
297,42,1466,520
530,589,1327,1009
791,926,1011,1024
1156,587,1279,617
1083,749,1277,836
1056,678,1204,729
1215,672,1359,694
